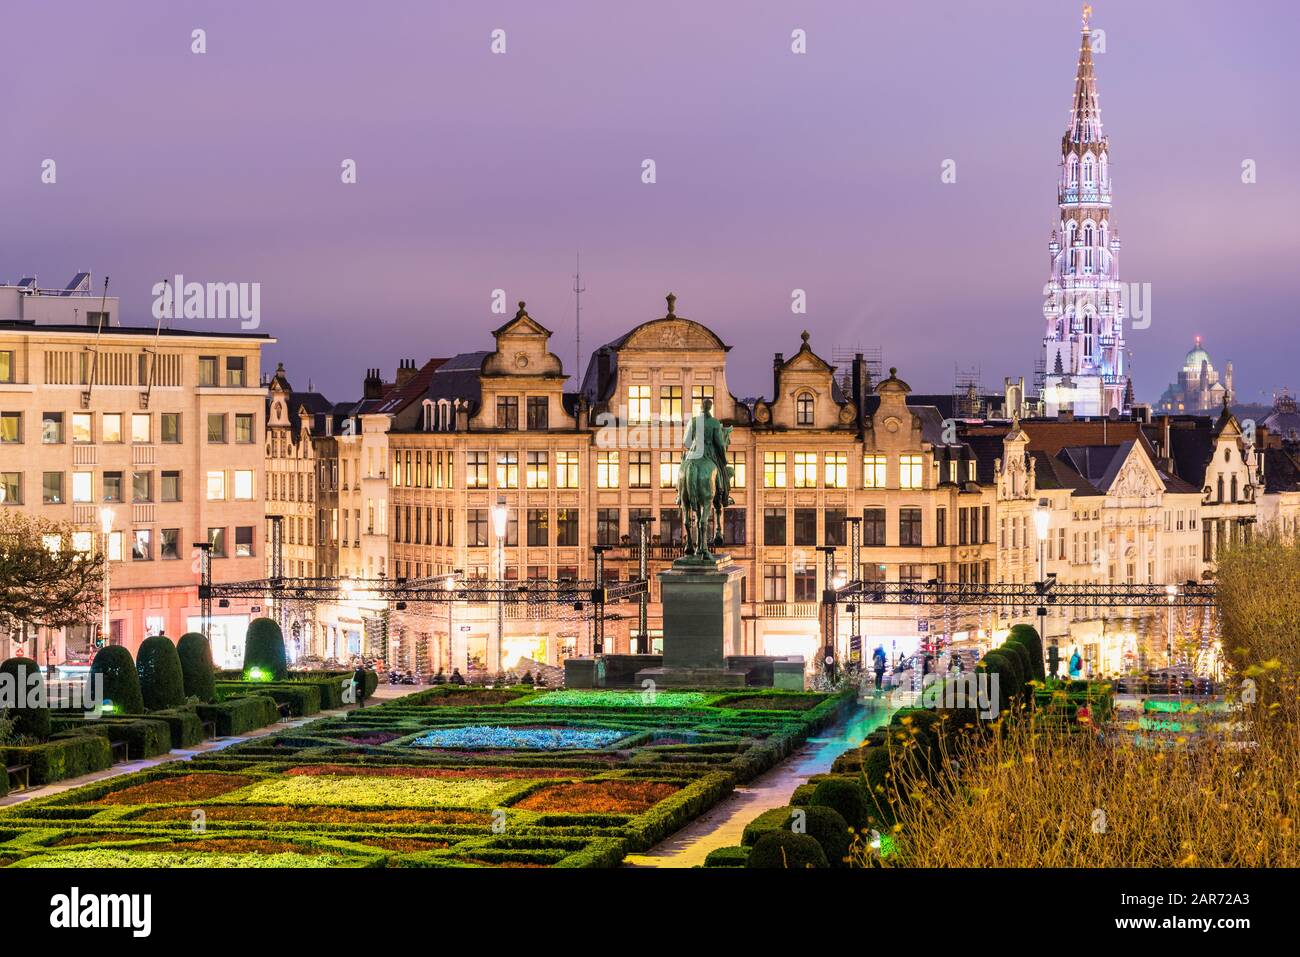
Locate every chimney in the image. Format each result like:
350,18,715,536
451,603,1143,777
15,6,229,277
596,349,611,400
363,367,384,400
395,358,417,389
851,353,870,430
773,352,784,399
1057,407,1075,423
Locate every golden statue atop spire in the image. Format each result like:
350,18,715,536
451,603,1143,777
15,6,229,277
1082,4,1093,29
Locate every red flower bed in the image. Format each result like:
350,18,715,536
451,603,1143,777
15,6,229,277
513,780,680,814
90,773,255,805
338,732,401,745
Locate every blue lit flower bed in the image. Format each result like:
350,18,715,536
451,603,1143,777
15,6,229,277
407,725,628,751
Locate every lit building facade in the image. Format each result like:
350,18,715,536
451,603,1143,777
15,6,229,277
1041,8,1131,418
0,294,272,668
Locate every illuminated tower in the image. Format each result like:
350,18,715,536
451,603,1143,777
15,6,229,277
1041,5,1130,417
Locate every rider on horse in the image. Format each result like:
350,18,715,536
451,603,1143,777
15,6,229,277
678,397,732,510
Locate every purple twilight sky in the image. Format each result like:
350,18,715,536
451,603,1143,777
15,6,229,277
3,0,1297,406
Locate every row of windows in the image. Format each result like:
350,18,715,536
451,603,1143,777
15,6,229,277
386,448,954,491
55,524,254,561
759,505,989,547
624,385,716,424
0,410,255,445
0,469,255,505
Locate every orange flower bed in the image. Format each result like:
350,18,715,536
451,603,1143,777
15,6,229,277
56,836,319,855
285,764,587,780
356,837,452,852
89,773,255,805
135,805,486,825
513,780,680,814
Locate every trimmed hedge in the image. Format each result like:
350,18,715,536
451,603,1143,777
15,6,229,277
216,682,321,717
54,716,172,760
177,632,216,703
196,695,280,736
91,645,144,715
243,617,288,680
137,636,186,711
703,845,750,867
0,657,51,741
4,734,113,785
149,707,206,749
747,830,828,868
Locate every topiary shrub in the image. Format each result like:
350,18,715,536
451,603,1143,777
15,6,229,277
740,804,850,865
861,746,899,828
136,636,186,711
999,641,1036,695
747,830,828,868
90,645,143,715
1008,624,1046,682
243,617,288,680
177,632,216,703
0,656,51,741
978,650,1020,715
809,775,872,832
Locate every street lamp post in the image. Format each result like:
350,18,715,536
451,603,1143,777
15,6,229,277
1165,583,1178,672
445,569,461,674
1033,504,1050,670
491,501,509,678
100,507,115,647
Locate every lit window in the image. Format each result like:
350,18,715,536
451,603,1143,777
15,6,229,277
659,452,681,489
627,386,651,424
466,451,488,488
206,471,226,501
660,386,683,423
863,454,887,489
824,452,847,488
691,385,715,416
234,470,254,500
793,452,817,488
763,451,787,488
102,414,123,444
72,413,92,444
727,451,746,489
131,413,150,444
556,450,579,489
496,451,519,489
526,451,549,489
597,451,619,488
72,531,93,554
72,471,93,503
900,454,923,490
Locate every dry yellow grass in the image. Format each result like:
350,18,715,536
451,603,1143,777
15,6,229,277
843,533,1300,868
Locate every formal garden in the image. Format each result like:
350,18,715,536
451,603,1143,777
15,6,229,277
1,637,851,867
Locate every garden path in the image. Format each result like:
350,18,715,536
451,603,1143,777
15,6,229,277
623,695,894,867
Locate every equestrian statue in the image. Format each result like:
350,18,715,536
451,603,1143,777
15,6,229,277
675,397,733,561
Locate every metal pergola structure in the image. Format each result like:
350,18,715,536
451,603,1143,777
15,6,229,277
195,516,654,661
816,516,1218,671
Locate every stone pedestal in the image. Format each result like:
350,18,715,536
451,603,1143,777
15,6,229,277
635,556,747,688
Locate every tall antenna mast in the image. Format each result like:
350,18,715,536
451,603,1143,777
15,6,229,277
573,252,586,378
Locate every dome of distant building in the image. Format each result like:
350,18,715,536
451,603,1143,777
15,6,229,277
1156,336,1234,414
1263,392,1300,442
1183,344,1212,373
